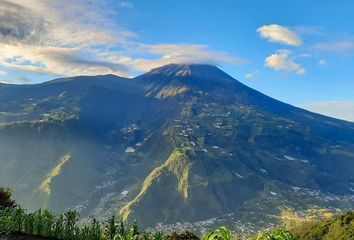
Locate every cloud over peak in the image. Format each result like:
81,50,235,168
98,44,247,73
257,24,302,46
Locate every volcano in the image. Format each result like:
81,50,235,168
0,64,354,231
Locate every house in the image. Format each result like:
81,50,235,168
125,147,135,153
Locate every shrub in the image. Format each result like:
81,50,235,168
0,187,16,209
165,230,199,240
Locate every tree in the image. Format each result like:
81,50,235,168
0,187,16,209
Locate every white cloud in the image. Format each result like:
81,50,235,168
0,0,134,76
318,59,326,65
245,73,253,79
119,1,134,8
1,0,129,47
257,24,302,46
313,41,354,53
265,51,305,74
0,0,245,77
294,53,312,59
299,101,354,122
0,43,130,76
98,44,247,73
16,76,31,83
244,70,259,79
0,76,31,84
292,26,325,36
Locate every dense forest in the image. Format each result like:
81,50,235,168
1,187,354,240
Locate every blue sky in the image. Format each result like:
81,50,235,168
0,0,353,121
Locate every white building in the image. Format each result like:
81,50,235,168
125,147,135,153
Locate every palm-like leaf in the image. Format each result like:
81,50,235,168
255,229,294,240
203,226,231,240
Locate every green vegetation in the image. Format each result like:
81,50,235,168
203,226,231,240
255,229,294,240
0,191,199,240
0,202,295,240
0,205,204,240
0,206,140,240
290,211,354,240
3,184,354,240
2,200,354,240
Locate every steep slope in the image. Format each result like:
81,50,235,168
290,211,354,240
119,64,354,226
0,64,353,231
0,74,179,213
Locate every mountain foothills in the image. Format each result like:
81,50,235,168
0,64,354,231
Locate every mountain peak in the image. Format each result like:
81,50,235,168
149,64,215,77
144,63,234,82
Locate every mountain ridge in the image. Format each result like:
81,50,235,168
1,63,353,123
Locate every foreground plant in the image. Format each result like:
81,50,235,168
115,220,139,240
255,229,295,240
0,208,13,237
106,215,117,240
203,226,231,240
152,231,163,240
64,210,79,240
